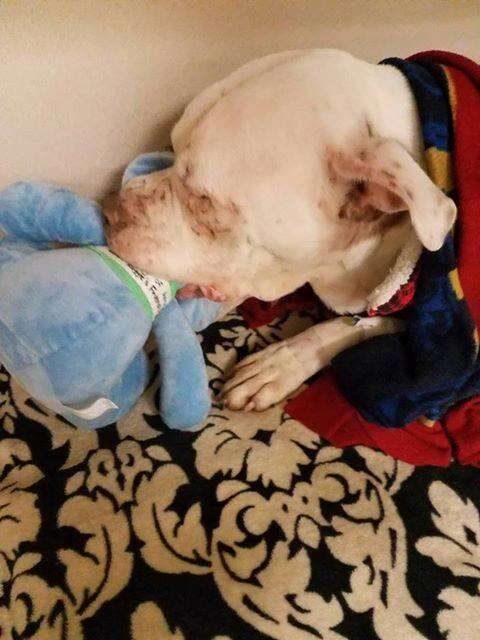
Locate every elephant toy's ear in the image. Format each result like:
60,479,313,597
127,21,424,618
0,182,106,245
122,151,174,186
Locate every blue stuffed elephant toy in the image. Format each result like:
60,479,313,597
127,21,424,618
0,151,222,430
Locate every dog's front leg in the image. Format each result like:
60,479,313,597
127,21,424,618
222,316,403,411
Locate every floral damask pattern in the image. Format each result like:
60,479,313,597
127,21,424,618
0,310,479,639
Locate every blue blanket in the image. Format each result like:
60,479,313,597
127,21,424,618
331,56,480,428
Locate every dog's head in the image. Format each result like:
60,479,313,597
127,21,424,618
105,55,456,302
103,85,331,302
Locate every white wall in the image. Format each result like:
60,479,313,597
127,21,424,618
1,0,478,199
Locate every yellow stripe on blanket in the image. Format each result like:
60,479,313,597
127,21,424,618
440,67,478,359
424,148,454,193
420,416,437,428
448,269,480,356
443,66,458,128
448,268,464,300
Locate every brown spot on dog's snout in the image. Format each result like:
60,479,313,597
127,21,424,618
381,170,396,181
102,187,155,228
183,163,193,179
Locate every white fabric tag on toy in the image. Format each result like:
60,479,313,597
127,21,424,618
69,397,119,420
88,246,180,319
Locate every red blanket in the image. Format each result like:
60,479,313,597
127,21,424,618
239,51,480,467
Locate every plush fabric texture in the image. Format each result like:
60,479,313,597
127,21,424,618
0,153,222,431
242,51,480,466
332,53,480,428
1,308,479,640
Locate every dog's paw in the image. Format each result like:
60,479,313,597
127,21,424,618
221,341,306,412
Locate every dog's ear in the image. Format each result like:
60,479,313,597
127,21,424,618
329,138,456,251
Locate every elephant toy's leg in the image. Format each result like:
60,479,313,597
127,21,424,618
152,300,211,430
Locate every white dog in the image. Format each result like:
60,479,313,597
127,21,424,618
105,49,456,413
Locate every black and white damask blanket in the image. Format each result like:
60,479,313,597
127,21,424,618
0,308,479,639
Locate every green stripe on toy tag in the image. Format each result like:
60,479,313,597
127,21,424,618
89,247,179,318
170,281,182,297
89,246,154,319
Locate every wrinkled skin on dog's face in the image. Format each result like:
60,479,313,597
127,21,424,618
104,49,456,305
103,165,255,301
